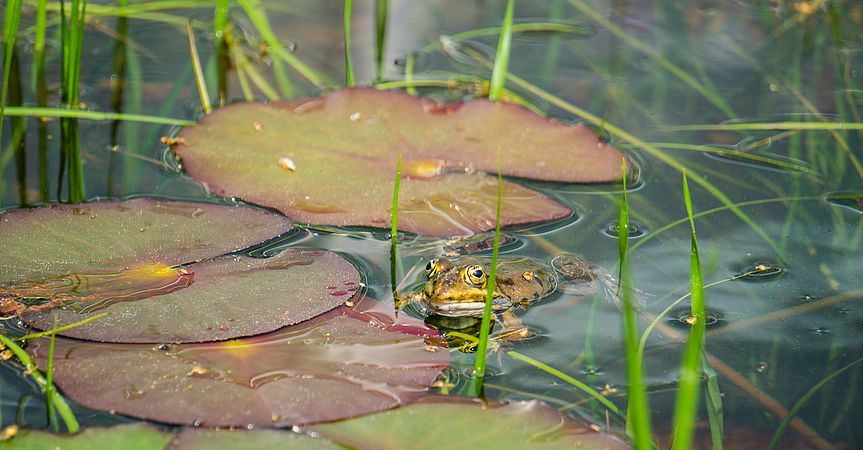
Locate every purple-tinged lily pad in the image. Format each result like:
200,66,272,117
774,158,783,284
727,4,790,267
174,88,625,235
0,424,172,450
22,249,360,343
312,397,631,450
28,298,450,427
0,199,360,343
168,429,340,450
0,198,291,286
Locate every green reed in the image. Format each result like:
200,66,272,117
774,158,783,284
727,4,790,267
472,150,503,395
374,0,388,81
488,0,513,101
617,159,652,449
0,333,78,432
343,0,354,86
34,0,49,200
187,21,212,114
2,107,193,126
60,0,87,203
0,0,23,205
670,172,706,449
214,0,230,104
390,155,402,297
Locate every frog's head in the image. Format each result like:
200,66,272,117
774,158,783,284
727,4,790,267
420,257,511,317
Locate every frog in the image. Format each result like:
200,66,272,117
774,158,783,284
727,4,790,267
402,256,557,342
399,252,622,346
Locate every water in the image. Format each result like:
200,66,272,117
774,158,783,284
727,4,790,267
1,0,862,447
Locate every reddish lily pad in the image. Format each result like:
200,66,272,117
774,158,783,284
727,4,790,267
22,249,360,343
312,397,632,450
0,199,360,343
174,88,625,235
27,298,450,427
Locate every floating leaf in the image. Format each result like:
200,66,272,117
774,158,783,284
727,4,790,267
27,298,450,427
168,429,341,450
0,199,291,286
22,249,360,343
312,397,631,450
0,424,172,450
0,199,356,343
174,88,625,235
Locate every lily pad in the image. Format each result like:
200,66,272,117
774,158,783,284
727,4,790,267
312,397,631,450
168,429,341,450
174,88,625,235
27,298,450,427
22,249,360,343
0,199,360,343
0,424,172,450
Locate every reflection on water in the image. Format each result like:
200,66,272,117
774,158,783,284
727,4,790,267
2,0,863,447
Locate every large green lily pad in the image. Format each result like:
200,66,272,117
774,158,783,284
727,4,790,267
22,249,360,343
312,397,631,449
0,424,172,450
0,199,360,343
174,88,625,235
28,298,450,427
168,429,341,450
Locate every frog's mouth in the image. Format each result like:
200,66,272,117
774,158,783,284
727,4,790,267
427,296,513,317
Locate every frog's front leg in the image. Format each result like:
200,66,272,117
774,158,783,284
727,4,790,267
490,310,533,341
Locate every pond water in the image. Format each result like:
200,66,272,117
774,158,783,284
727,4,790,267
1,0,862,448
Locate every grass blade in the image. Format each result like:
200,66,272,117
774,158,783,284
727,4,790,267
671,172,707,450
390,154,402,298
618,158,653,449
1,0,23,205
214,0,230,104
488,0,514,101
343,0,354,86
703,355,724,450
473,148,503,394
0,334,79,432
3,107,193,125
45,319,59,431
374,0,388,81
187,21,212,114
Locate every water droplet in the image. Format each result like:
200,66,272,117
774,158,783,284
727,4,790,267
156,343,172,351
756,362,768,373
812,327,830,335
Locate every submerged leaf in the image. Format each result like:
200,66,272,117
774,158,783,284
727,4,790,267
174,88,625,235
23,249,360,343
27,298,450,427
312,397,631,449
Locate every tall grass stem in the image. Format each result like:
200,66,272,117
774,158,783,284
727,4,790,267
343,0,354,86
488,0,514,101
187,21,212,114
472,148,503,394
671,172,707,449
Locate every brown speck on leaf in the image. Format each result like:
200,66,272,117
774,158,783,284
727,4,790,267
187,365,210,377
253,121,264,131
161,136,188,146
0,350,13,361
344,300,354,307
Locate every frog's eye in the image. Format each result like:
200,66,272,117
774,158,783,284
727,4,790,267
464,265,486,286
425,259,440,278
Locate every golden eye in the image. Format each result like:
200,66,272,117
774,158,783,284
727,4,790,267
464,265,486,286
425,259,440,278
